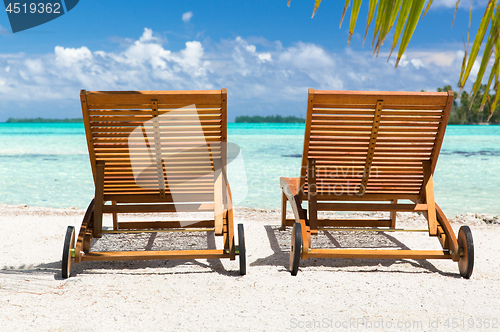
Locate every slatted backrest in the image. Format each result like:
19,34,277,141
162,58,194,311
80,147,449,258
81,90,227,203
300,89,453,201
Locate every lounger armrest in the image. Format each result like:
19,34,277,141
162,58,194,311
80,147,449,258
280,177,300,197
280,177,306,223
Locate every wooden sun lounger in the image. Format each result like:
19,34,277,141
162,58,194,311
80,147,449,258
280,89,474,278
61,89,246,278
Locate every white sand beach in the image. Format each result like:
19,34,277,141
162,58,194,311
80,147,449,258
1,204,499,331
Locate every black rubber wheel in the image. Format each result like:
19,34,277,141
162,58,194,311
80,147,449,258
62,226,75,279
458,226,474,279
290,222,302,276
238,224,246,275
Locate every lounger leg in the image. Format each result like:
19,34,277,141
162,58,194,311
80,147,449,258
435,204,460,261
300,217,310,260
281,192,287,230
112,201,118,230
93,161,104,238
75,199,95,263
227,210,235,260
390,199,397,229
307,159,318,235
214,159,224,236
422,161,437,236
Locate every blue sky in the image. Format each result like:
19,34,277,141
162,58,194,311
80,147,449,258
0,0,489,121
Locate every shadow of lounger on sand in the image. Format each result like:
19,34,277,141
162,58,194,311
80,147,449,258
251,225,458,278
1,230,240,280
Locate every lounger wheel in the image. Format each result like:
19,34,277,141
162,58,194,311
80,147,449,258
290,222,302,276
62,226,75,279
457,226,474,279
237,224,246,275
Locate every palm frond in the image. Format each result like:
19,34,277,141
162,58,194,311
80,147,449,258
388,1,412,60
451,0,461,28
312,0,322,18
363,0,379,46
423,0,433,18
286,0,500,119
340,0,350,28
395,0,426,68
458,0,495,94
348,0,363,45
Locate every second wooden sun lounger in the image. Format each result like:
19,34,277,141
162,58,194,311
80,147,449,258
280,89,474,278
61,89,245,277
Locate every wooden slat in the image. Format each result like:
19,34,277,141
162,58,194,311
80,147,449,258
102,203,214,213
313,109,445,116
81,249,229,261
312,90,448,108
117,220,214,230
315,193,420,200
308,249,451,259
317,219,391,228
88,109,221,116
311,132,437,138
91,124,222,133
85,90,222,108
317,202,427,212
103,193,214,203
94,131,222,139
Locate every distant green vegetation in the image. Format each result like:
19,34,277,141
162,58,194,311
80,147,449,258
438,85,500,124
235,115,305,123
5,118,83,123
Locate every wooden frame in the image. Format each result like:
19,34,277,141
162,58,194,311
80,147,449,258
63,89,245,277
281,89,474,278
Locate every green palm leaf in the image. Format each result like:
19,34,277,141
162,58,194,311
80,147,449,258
451,0,462,28
458,0,495,92
340,0,351,28
396,0,426,68
287,0,500,119
372,0,387,48
363,0,379,46
374,0,397,55
389,0,403,30
312,0,322,18
469,8,500,103
387,1,412,60
348,0,363,45
423,0,433,17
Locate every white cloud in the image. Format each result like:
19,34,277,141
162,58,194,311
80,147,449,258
55,46,93,67
403,51,457,67
0,28,482,120
139,27,157,42
432,0,488,8
182,11,193,23
257,53,272,62
433,0,464,8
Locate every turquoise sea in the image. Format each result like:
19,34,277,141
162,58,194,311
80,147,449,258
0,123,499,217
